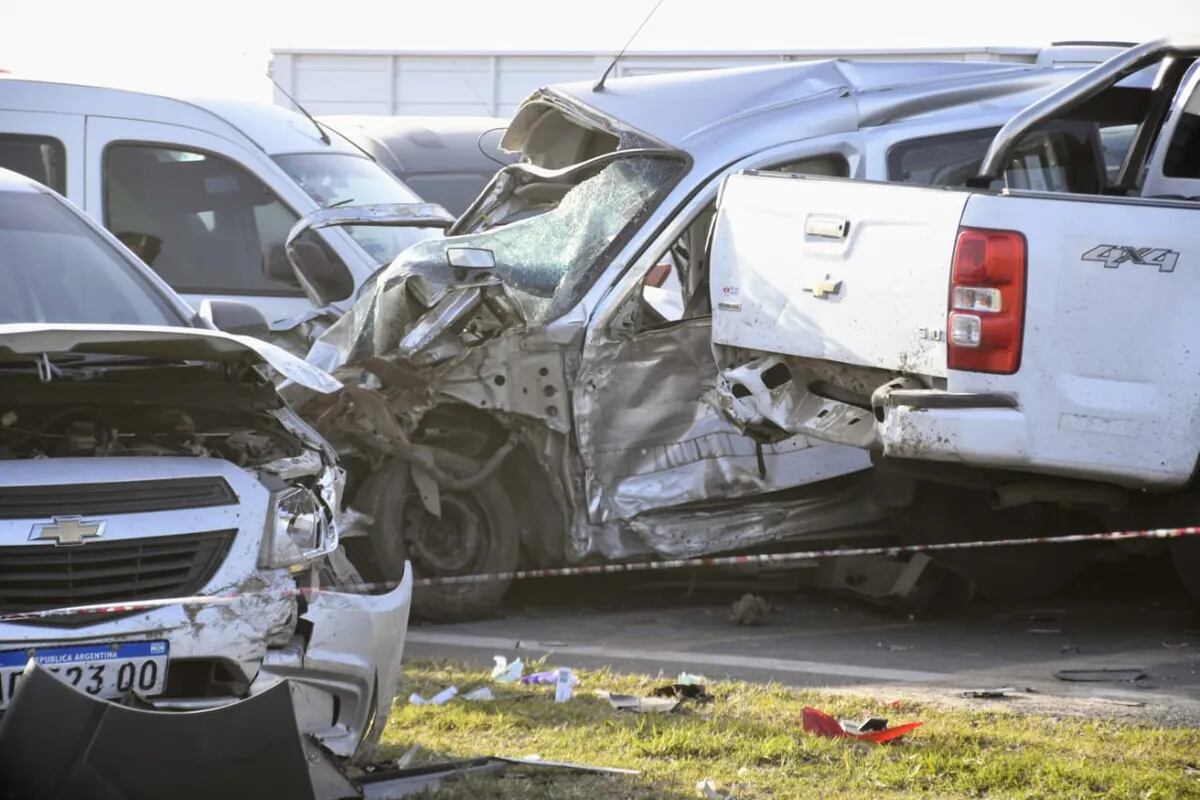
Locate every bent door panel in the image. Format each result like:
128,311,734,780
572,315,871,522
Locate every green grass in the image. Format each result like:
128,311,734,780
380,659,1200,799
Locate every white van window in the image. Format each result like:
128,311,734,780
104,144,351,300
0,134,66,194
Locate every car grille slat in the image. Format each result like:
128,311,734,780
0,477,237,519
0,530,235,626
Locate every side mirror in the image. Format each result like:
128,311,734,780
287,236,353,309
446,247,496,270
197,299,270,340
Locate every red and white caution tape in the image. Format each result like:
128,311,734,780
411,524,1200,586
2,524,1197,624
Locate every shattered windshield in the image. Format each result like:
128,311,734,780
275,153,441,266
392,153,686,321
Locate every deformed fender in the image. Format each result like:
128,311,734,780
0,665,356,800
258,562,413,763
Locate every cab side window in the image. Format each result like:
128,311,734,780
104,144,314,296
1163,81,1200,179
636,154,848,329
0,134,66,194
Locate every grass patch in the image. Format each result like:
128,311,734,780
381,659,1200,799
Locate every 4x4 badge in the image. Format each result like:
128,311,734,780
1081,245,1179,273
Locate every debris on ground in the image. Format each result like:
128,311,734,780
1085,697,1147,708
602,693,681,714
1028,628,1062,635
358,755,640,798
801,706,923,744
1060,644,1082,654
696,777,735,799
493,754,640,775
961,687,1017,699
1054,668,1147,683
729,593,771,625
520,669,579,686
677,672,708,686
491,656,524,683
1162,641,1191,648
409,686,458,706
463,687,495,702
554,668,575,703
652,682,714,702
877,642,914,652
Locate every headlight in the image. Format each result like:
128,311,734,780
260,484,338,569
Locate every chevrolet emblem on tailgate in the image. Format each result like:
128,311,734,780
803,274,842,299
30,517,105,546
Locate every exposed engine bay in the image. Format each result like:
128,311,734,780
0,359,303,464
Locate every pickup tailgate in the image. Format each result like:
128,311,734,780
711,173,969,378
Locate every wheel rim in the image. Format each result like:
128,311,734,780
403,490,491,576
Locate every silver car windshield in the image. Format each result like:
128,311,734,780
0,190,180,325
394,153,686,321
275,153,441,267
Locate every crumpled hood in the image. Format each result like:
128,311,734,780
0,323,342,394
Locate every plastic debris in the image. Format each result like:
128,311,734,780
409,686,458,706
521,670,579,686
554,668,574,703
491,656,524,683
801,706,922,744
677,672,708,686
603,693,680,713
961,687,1016,699
729,593,770,626
463,687,495,702
1054,668,1147,683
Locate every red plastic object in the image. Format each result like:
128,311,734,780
801,706,923,744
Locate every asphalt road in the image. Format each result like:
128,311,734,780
405,557,1200,724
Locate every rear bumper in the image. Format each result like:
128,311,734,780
874,388,1178,488
875,390,1030,464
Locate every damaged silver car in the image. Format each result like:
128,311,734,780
287,58,1106,618
0,169,410,788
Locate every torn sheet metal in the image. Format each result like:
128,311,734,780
572,317,873,523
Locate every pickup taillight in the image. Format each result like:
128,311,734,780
947,227,1027,374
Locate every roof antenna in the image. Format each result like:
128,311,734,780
267,67,330,145
593,0,666,92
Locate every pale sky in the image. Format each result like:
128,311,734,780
2,0,1196,102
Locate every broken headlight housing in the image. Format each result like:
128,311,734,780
260,484,338,569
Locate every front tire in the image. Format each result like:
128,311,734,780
362,451,520,622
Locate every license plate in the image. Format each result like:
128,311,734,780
0,640,169,709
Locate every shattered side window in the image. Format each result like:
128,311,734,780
391,154,686,322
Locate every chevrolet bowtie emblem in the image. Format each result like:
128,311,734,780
804,274,842,299
30,516,105,546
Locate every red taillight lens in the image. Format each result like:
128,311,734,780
947,227,1027,374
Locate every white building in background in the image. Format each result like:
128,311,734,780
268,44,1120,117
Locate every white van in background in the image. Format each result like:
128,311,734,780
0,79,445,336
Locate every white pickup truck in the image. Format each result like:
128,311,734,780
709,38,1200,598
